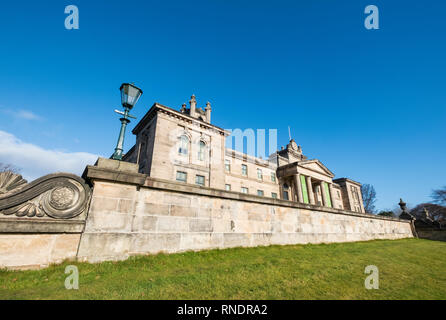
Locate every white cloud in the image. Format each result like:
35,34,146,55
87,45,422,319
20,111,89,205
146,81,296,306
0,130,99,182
1,108,42,121
16,110,42,120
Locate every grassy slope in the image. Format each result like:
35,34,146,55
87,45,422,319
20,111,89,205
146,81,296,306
1,238,445,300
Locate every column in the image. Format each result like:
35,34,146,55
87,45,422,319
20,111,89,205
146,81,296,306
320,182,327,207
294,174,304,203
306,176,315,205
329,183,336,208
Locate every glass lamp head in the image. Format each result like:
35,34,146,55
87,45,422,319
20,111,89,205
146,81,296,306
120,83,143,109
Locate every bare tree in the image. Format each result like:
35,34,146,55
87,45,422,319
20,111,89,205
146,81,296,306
361,183,376,214
411,203,446,227
0,162,20,174
377,210,395,217
432,186,446,206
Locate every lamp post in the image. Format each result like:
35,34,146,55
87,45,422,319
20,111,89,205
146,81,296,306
111,83,143,160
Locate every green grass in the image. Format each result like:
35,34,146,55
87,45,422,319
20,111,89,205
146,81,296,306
1,238,446,300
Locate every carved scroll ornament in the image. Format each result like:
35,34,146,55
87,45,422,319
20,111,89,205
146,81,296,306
0,172,91,219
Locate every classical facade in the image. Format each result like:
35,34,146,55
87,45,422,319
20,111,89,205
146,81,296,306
124,95,365,213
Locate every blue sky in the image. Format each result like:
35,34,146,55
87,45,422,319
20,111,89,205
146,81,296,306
0,0,445,210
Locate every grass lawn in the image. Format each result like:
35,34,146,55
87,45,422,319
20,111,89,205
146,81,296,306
1,238,445,300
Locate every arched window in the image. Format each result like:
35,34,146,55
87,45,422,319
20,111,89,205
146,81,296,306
178,135,189,155
198,140,206,161
283,183,289,201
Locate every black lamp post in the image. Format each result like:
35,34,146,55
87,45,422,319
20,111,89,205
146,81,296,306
111,83,143,160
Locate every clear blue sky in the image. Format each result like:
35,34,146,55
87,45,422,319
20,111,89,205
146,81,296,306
0,0,445,211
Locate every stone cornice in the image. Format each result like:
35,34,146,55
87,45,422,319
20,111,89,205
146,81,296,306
133,103,229,136
333,178,362,186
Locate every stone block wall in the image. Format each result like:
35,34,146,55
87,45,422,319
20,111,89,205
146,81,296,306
0,160,415,269
77,162,414,263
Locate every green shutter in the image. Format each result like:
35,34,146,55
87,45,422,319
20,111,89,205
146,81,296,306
300,175,309,204
323,182,332,208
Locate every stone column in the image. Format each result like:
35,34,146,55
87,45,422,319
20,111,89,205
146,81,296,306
320,182,328,207
328,183,335,208
294,174,304,203
306,176,315,205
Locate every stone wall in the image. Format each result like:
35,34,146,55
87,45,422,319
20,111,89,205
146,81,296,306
0,172,91,270
77,160,414,263
417,228,446,242
0,159,415,269
0,234,81,270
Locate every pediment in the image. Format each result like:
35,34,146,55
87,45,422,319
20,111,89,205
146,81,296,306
298,160,334,178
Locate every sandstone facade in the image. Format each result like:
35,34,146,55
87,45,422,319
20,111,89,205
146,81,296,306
124,96,365,213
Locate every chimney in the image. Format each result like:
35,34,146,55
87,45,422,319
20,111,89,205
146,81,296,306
205,101,211,123
189,94,196,118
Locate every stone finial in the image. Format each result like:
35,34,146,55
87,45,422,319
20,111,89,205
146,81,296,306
180,103,186,113
399,198,407,212
205,101,211,110
398,198,415,221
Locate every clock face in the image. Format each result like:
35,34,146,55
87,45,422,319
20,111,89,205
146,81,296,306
290,141,298,151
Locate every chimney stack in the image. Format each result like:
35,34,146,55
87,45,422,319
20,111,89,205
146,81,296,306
205,101,211,123
189,94,196,118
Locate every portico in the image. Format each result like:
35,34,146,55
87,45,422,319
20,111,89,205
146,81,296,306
277,160,337,209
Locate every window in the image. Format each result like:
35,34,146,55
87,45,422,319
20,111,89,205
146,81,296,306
271,172,276,182
241,187,248,194
283,183,289,201
257,169,263,180
178,135,189,155
198,141,206,161
351,186,360,202
337,190,341,199
241,164,248,176
257,190,264,197
195,175,205,186
271,192,278,199
176,171,187,182
225,184,231,191
225,159,231,172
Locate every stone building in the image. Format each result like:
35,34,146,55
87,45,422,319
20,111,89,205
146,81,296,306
124,95,365,213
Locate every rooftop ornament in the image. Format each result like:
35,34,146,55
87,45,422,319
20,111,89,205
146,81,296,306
111,83,143,161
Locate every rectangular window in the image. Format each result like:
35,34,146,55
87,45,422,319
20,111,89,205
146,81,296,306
257,190,264,197
323,182,332,208
271,172,276,182
176,171,187,182
225,159,231,172
283,191,289,201
195,175,205,186
271,192,278,199
300,175,309,204
257,169,263,180
337,190,341,199
241,187,248,194
241,164,247,176
225,184,231,191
